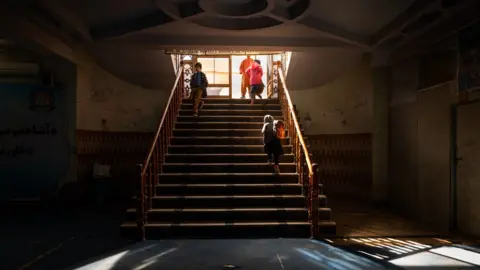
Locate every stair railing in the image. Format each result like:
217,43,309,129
137,64,185,240
274,62,319,238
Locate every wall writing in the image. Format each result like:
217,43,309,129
0,83,68,199
0,123,57,158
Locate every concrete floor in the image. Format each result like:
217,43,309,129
68,239,387,270
0,201,388,270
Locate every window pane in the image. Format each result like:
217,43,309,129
214,58,229,72
207,87,229,96
204,71,214,83
214,72,229,84
197,58,214,72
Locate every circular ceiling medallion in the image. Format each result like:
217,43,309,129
198,0,269,17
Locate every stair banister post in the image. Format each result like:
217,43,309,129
310,163,319,238
136,163,146,240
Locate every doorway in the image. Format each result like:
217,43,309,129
231,55,269,99
456,100,480,236
194,56,231,98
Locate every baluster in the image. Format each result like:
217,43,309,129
153,142,159,196
148,164,153,210
137,164,145,240
160,129,166,170
310,163,319,238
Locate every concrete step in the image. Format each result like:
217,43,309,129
170,136,290,145
125,207,332,223
177,115,282,122
181,103,281,110
173,128,289,137
162,163,296,173
121,221,337,239
124,207,330,222
165,153,294,163
176,122,264,129
183,98,279,104
149,194,328,208
154,183,305,196
168,144,292,154
158,173,299,184
179,109,283,116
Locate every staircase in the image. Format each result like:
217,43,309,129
121,98,336,239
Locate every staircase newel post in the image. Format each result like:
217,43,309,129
310,163,319,239
137,164,146,240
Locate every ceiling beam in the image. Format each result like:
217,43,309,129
90,11,174,40
391,1,480,62
98,34,359,50
372,0,439,47
265,0,369,49
2,1,78,48
92,1,205,40
295,16,371,49
154,0,205,19
37,0,92,42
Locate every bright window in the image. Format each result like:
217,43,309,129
197,57,230,85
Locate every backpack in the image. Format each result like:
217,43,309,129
274,120,286,139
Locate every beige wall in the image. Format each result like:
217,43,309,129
76,63,170,132
290,56,373,135
389,57,456,232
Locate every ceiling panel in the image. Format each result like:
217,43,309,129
64,0,158,26
308,0,416,36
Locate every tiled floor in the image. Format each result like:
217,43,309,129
329,197,441,237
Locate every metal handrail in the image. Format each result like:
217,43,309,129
137,65,184,240
278,69,313,175
276,63,319,238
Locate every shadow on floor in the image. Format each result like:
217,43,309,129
66,239,388,270
0,198,390,270
0,200,133,270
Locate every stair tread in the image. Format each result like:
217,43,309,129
153,221,310,226
166,153,294,156
149,208,308,212
127,207,331,213
178,122,264,124
153,195,306,199
180,109,282,112
156,183,300,187
172,136,288,139
175,129,269,131
170,146,270,148
164,163,295,166
182,104,279,106
160,173,297,176
122,221,336,227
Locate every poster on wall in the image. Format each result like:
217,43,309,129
0,83,68,199
458,21,480,92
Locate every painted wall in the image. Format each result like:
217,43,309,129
76,63,171,132
290,56,373,135
286,49,364,91
0,56,76,199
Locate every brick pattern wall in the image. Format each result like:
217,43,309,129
308,133,372,198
